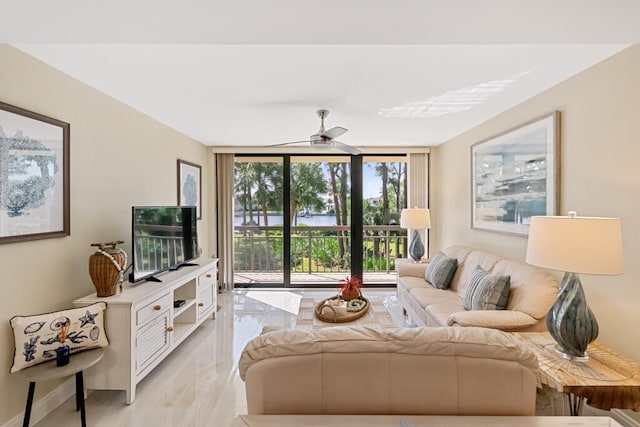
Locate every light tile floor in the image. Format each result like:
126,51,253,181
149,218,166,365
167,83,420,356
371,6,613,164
33,289,408,426
32,288,613,426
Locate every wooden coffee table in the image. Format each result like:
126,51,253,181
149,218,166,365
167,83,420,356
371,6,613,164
515,332,640,415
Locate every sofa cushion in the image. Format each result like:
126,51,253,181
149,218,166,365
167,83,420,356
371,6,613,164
451,250,503,297
463,266,511,311
424,252,458,289
397,262,429,279
398,275,431,292
410,287,465,309
408,288,464,327
447,310,538,330
491,259,558,319
425,304,466,326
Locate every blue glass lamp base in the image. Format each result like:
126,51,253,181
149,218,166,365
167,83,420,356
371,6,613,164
408,230,425,262
546,272,598,362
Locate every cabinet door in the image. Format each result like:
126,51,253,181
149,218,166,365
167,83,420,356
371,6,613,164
136,309,171,374
197,282,215,320
197,268,216,320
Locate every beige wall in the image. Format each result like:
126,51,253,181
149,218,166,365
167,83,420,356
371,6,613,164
431,44,640,360
0,44,212,424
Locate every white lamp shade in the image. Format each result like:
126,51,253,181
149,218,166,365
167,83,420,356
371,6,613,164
526,215,623,275
400,208,431,229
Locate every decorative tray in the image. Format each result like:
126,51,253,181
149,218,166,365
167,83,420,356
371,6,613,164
314,296,370,323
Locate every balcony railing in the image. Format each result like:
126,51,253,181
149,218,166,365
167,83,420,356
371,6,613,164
132,224,197,274
233,225,408,282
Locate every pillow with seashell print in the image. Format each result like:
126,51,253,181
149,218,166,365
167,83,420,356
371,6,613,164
9,302,109,373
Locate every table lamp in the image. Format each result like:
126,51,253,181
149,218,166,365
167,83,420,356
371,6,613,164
400,208,431,262
526,211,623,361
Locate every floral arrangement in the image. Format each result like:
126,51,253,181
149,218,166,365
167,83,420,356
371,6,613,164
339,276,362,301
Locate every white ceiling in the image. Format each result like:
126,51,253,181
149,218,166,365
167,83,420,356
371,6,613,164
5,1,640,149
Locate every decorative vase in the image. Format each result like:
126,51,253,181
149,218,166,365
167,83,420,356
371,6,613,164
89,242,127,297
546,272,599,360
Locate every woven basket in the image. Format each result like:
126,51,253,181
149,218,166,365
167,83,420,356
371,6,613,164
314,296,370,323
89,250,126,297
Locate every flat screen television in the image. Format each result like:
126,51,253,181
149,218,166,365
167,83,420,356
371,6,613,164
130,206,198,283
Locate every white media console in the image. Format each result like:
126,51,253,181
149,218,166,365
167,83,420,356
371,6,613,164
73,258,218,404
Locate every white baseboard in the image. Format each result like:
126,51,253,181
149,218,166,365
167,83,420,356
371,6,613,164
612,409,640,427
2,378,75,427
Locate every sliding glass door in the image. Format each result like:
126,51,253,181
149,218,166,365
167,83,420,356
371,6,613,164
233,157,285,285
289,156,352,286
232,154,410,287
361,156,408,282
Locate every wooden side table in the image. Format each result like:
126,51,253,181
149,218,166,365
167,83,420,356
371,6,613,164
16,348,105,427
515,332,640,416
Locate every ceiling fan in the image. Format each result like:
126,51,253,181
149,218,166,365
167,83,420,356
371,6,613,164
269,109,361,155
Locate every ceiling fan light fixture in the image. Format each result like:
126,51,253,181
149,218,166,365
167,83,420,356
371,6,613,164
310,139,333,150
268,109,360,154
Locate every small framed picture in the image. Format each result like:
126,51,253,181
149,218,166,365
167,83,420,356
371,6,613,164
177,159,202,220
0,102,70,244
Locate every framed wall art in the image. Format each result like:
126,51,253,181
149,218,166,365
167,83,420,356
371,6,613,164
0,101,70,244
471,112,560,236
177,159,202,219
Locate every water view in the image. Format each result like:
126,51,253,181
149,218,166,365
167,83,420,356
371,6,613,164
234,214,338,227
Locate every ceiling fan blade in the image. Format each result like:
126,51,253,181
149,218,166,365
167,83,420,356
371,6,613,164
266,140,310,147
333,140,361,155
322,126,348,140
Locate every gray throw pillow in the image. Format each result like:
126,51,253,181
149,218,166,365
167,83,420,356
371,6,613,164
424,252,458,290
463,266,511,310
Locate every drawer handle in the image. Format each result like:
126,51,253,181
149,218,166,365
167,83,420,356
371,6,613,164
206,274,212,278
166,327,174,332
153,305,161,311
198,303,204,307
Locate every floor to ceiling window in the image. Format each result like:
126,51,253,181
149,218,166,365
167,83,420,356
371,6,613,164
361,156,408,283
233,157,285,285
232,153,412,287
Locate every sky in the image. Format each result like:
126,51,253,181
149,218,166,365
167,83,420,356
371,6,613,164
362,164,382,199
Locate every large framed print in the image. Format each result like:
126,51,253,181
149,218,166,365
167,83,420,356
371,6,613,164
471,112,559,236
177,159,202,220
0,102,70,244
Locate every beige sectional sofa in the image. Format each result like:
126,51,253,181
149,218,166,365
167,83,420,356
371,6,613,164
397,245,558,332
239,326,539,416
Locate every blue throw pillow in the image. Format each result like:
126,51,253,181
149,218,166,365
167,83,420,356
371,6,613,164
424,252,458,290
